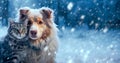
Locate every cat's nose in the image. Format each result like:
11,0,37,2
19,30,22,33
30,30,37,36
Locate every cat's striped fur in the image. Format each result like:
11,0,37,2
0,21,28,63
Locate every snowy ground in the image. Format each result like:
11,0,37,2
0,27,120,63
56,28,120,63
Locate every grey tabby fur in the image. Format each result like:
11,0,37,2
0,21,28,63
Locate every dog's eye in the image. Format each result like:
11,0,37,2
39,21,43,24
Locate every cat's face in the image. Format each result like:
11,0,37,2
8,21,28,39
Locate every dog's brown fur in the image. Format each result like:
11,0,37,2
19,7,58,63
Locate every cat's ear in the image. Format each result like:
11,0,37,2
9,18,15,26
19,8,29,19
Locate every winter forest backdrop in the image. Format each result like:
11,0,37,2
0,0,120,63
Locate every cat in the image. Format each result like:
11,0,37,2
0,21,28,63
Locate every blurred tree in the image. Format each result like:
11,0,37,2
0,0,120,30
0,0,8,26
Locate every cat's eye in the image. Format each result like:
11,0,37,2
14,29,19,34
28,20,32,25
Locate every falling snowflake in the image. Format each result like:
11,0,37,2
62,26,65,31
48,52,51,56
107,44,114,49
32,4,36,7
89,20,94,25
103,27,108,33
78,7,81,10
80,49,84,53
67,59,73,63
110,1,114,4
71,28,75,32
44,46,48,51
80,15,85,20
1,1,4,3
98,17,100,20
93,0,97,3
67,2,73,10
38,3,41,5
95,23,99,29
96,3,99,6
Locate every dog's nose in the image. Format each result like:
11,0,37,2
30,30,37,36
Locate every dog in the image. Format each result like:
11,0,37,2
18,7,58,63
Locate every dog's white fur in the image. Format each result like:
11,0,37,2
18,7,58,63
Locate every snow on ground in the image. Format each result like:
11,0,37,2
57,28,120,63
0,27,120,63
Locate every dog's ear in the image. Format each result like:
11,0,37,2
40,8,53,19
19,9,29,19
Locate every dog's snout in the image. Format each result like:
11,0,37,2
30,30,37,35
